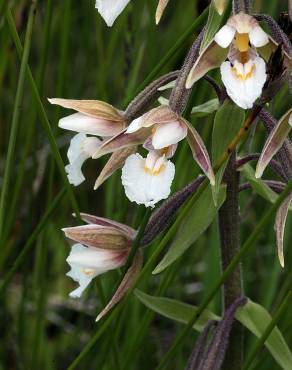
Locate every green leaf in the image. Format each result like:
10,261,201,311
200,0,226,51
135,289,220,332
191,98,219,117
212,101,245,203
236,300,292,370
136,291,292,370
153,184,226,274
241,164,292,211
241,163,278,203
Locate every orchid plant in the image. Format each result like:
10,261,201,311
48,0,291,368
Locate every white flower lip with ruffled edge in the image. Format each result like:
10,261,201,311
121,151,175,208
214,12,269,109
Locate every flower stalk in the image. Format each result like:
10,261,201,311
218,152,243,369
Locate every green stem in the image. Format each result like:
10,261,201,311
218,152,243,369
123,208,152,273
0,0,38,244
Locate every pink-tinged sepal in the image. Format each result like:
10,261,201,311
155,0,170,24
256,110,292,179
184,119,215,186
92,127,151,159
78,213,136,238
186,40,228,88
96,251,143,321
62,224,134,250
274,193,292,267
94,146,137,190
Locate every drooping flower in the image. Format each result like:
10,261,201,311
63,214,136,297
186,12,272,109
93,105,215,189
121,151,175,207
49,98,126,186
66,243,128,298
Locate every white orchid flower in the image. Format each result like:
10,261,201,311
63,215,135,298
187,12,270,109
67,243,128,298
65,133,101,186
121,150,175,207
49,98,126,186
95,0,131,27
214,12,269,109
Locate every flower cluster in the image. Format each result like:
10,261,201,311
51,0,292,312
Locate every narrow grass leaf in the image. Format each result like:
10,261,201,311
134,289,220,332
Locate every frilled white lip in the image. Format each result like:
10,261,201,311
95,0,131,27
67,243,127,298
65,133,101,186
214,13,269,49
220,56,267,109
121,152,175,207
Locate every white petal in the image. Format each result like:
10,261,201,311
249,26,269,47
59,112,117,136
121,153,175,207
66,243,127,298
66,133,101,186
214,25,236,48
95,0,131,27
152,121,187,149
126,116,143,133
289,113,292,127
220,56,267,109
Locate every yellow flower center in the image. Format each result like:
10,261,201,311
82,268,96,276
144,163,165,176
235,32,249,52
232,63,256,80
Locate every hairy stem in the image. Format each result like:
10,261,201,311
218,152,243,370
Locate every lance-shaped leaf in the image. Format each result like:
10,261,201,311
256,109,292,179
274,193,292,268
96,251,143,322
184,119,215,185
136,292,292,370
94,146,137,190
155,0,170,24
153,185,226,274
48,98,124,121
186,40,228,88
78,212,136,238
92,127,151,159
62,224,133,250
